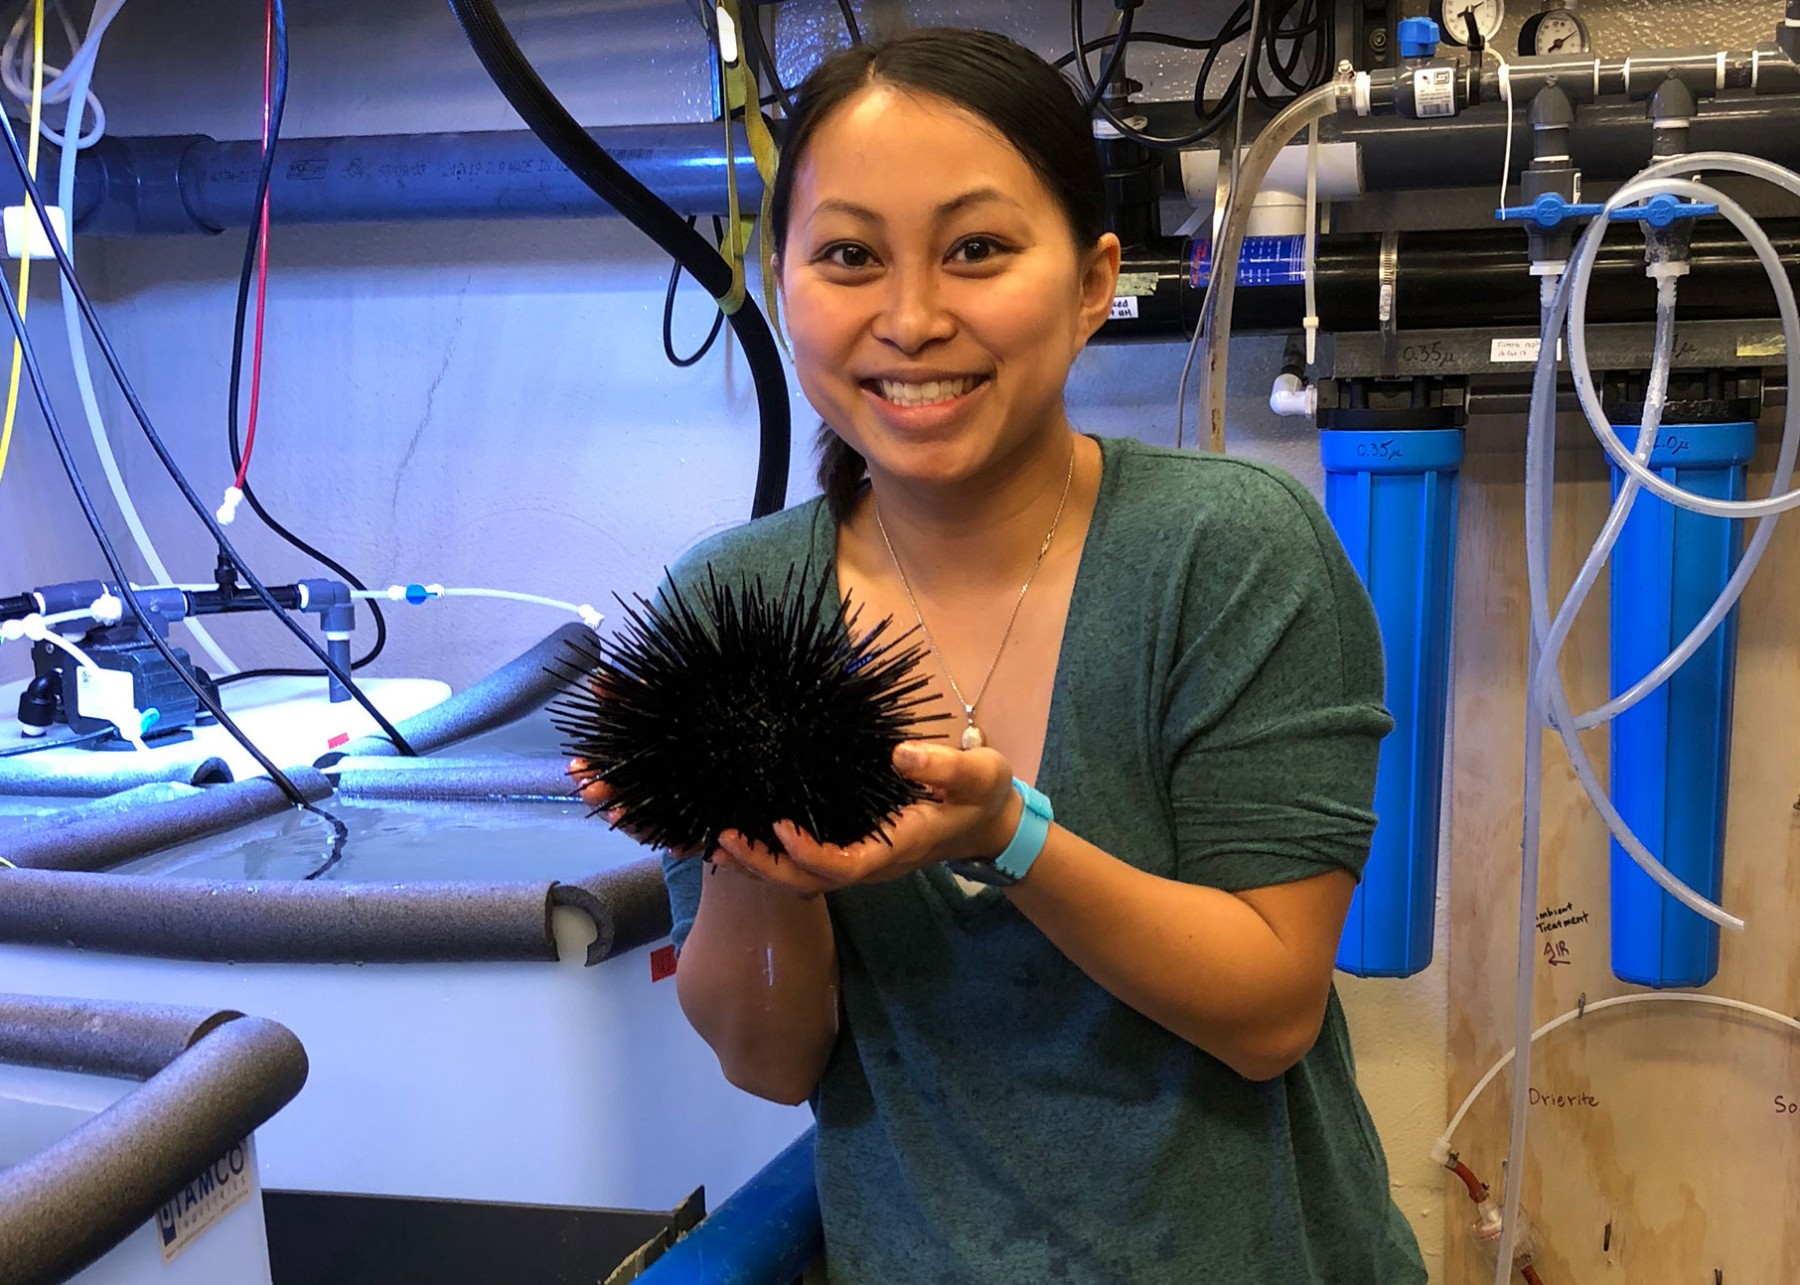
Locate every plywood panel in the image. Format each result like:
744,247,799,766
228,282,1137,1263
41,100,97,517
1444,417,1800,1285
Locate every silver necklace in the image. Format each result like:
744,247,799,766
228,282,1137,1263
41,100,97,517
872,446,1077,751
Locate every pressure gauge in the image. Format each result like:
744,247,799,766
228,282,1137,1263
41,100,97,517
1519,4,1591,56
1430,0,1505,46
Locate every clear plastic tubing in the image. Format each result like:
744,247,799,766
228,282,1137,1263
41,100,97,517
1188,78,1348,450
1497,156,1800,1284
51,0,237,676
1569,164,1800,728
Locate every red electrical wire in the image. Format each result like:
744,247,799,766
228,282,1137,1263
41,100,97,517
232,0,274,493
1521,1265,1546,1285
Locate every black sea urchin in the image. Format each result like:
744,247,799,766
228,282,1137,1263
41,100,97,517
549,564,942,856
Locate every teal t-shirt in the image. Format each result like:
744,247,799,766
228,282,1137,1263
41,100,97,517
662,436,1427,1284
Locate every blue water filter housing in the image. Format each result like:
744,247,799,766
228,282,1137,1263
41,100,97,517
1608,420,1754,988
1322,427,1463,977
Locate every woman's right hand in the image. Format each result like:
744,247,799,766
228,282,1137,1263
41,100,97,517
567,757,708,860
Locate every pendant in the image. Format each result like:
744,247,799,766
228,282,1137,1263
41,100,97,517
960,723,987,751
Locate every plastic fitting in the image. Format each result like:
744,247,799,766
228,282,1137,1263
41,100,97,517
1270,371,1317,418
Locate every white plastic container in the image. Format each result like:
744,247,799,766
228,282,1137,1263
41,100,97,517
0,913,810,1215
0,1063,275,1285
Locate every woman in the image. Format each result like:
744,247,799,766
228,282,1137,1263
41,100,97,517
581,27,1427,1284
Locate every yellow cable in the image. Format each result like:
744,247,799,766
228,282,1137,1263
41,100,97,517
0,0,46,487
714,0,784,346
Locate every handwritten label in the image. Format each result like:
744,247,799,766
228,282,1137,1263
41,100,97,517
1355,438,1404,462
1402,339,1450,368
1529,1088,1600,1109
1490,336,1566,363
1108,296,1139,320
1536,901,1591,934
1775,1094,1798,1115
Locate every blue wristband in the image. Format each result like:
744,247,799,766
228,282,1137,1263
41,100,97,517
946,778,1054,887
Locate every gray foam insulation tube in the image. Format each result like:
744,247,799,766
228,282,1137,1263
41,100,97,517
0,861,670,964
3,769,334,873
0,995,308,1285
0,749,233,798
313,622,591,767
327,754,579,801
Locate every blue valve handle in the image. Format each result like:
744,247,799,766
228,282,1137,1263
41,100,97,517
1495,193,1606,228
1498,192,1717,229
1396,16,1440,58
1610,193,1719,227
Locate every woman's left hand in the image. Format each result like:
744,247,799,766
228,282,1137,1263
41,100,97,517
714,741,1024,897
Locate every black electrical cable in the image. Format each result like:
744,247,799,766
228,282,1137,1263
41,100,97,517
0,76,419,758
300,801,350,879
1069,0,1334,147
447,0,790,520
1052,31,1235,69
225,0,390,686
1082,4,1137,113
0,227,311,805
835,0,862,46
663,216,730,368
738,3,794,116
1252,0,1333,105
0,730,110,758
1070,0,1247,147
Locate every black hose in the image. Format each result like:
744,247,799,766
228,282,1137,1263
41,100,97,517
227,0,391,683
0,51,420,761
446,0,790,519
663,216,730,368
1052,31,1235,70
739,4,795,115
1069,0,1334,145
1082,4,1137,113
835,0,862,45
1071,0,1245,147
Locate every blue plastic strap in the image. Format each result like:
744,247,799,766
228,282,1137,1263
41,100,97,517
993,778,1054,882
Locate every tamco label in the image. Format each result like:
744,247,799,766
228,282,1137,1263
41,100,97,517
155,1138,254,1263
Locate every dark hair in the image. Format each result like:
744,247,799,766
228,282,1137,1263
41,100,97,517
767,28,1107,522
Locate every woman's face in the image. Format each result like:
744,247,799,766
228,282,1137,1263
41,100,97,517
777,84,1120,489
